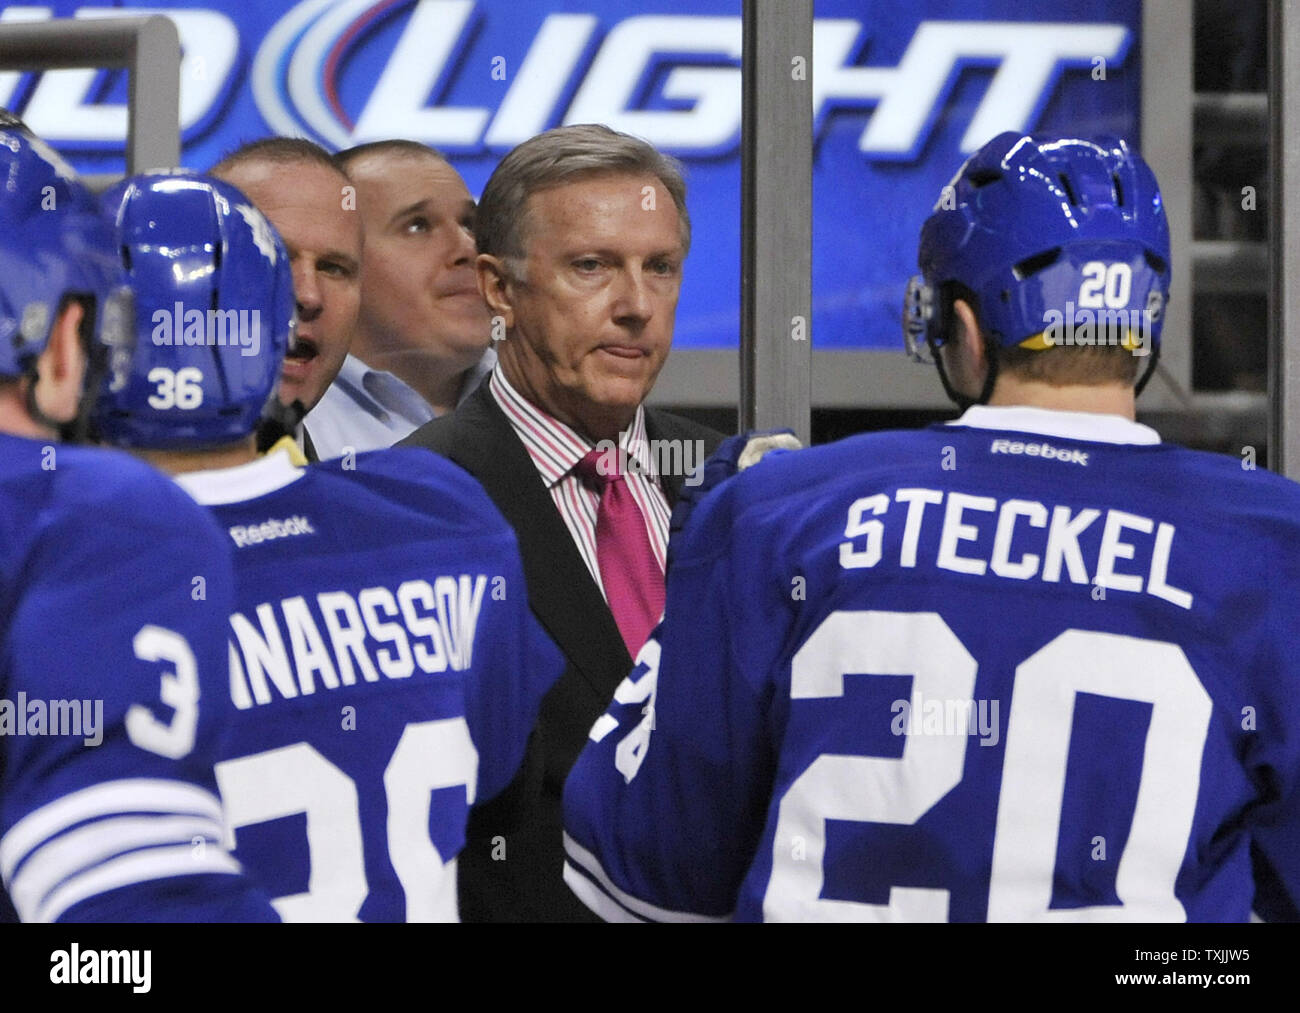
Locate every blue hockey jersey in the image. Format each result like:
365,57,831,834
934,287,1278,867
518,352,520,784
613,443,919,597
176,445,563,921
0,434,277,922
563,405,1300,922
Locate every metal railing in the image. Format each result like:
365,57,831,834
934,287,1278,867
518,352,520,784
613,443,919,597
0,16,180,185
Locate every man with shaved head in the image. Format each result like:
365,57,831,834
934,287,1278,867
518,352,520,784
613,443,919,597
212,138,362,459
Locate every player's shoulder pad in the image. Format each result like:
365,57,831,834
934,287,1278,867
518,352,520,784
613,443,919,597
53,443,230,541
671,428,940,560
666,429,799,570
310,445,512,536
668,445,804,567
1163,443,1300,521
739,428,922,496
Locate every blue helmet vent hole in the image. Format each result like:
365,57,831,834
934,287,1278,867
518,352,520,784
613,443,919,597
1013,248,1060,281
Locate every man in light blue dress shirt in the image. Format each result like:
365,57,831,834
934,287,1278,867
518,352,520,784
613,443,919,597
304,141,496,460
305,347,494,460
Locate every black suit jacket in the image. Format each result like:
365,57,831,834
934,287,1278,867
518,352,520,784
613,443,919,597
399,382,723,921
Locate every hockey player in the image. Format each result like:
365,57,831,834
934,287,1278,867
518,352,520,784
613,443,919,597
96,171,563,921
0,120,277,922
562,132,1300,922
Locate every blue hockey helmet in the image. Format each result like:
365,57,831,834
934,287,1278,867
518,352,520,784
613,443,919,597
94,170,296,449
903,132,1171,399
0,113,133,404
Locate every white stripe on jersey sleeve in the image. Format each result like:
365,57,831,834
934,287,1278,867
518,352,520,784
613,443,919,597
562,832,731,924
0,778,225,882
563,861,646,923
34,845,241,923
0,778,240,921
8,813,225,922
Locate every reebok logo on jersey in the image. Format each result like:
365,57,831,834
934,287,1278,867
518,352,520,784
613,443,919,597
990,439,1088,465
228,515,314,547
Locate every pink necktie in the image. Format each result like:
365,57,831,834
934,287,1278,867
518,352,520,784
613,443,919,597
575,447,665,658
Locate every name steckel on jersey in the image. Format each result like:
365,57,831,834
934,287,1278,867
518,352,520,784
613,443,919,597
562,406,1300,923
0,435,277,923
176,445,562,922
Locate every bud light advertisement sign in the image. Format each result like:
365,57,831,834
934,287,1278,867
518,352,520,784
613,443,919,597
0,0,1142,351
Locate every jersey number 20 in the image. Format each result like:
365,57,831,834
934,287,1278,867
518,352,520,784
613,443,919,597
764,611,1212,921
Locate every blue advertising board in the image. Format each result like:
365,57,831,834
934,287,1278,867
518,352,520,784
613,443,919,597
0,0,1142,351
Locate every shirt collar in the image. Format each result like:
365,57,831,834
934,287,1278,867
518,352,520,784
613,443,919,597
489,367,655,488
330,354,434,427
334,353,370,387
457,346,496,408
173,446,305,505
948,404,1162,445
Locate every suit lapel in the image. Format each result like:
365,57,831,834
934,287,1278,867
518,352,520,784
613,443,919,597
301,425,319,464
448,387,632,700
646,408,703,506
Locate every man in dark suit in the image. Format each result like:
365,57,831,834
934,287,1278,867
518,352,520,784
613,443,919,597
400,123,723,921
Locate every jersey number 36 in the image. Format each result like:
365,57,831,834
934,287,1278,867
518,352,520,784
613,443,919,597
215,719,477,922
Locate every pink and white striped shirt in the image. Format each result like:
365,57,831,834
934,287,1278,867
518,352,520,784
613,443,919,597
488,368,670,601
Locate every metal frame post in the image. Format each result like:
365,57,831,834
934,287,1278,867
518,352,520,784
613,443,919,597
1269,0,1300,476
0,16,181,173
740,0,812,443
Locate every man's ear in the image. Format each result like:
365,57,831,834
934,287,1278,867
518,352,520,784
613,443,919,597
31,300,88,426
950,297,989,379
476,254,515,330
